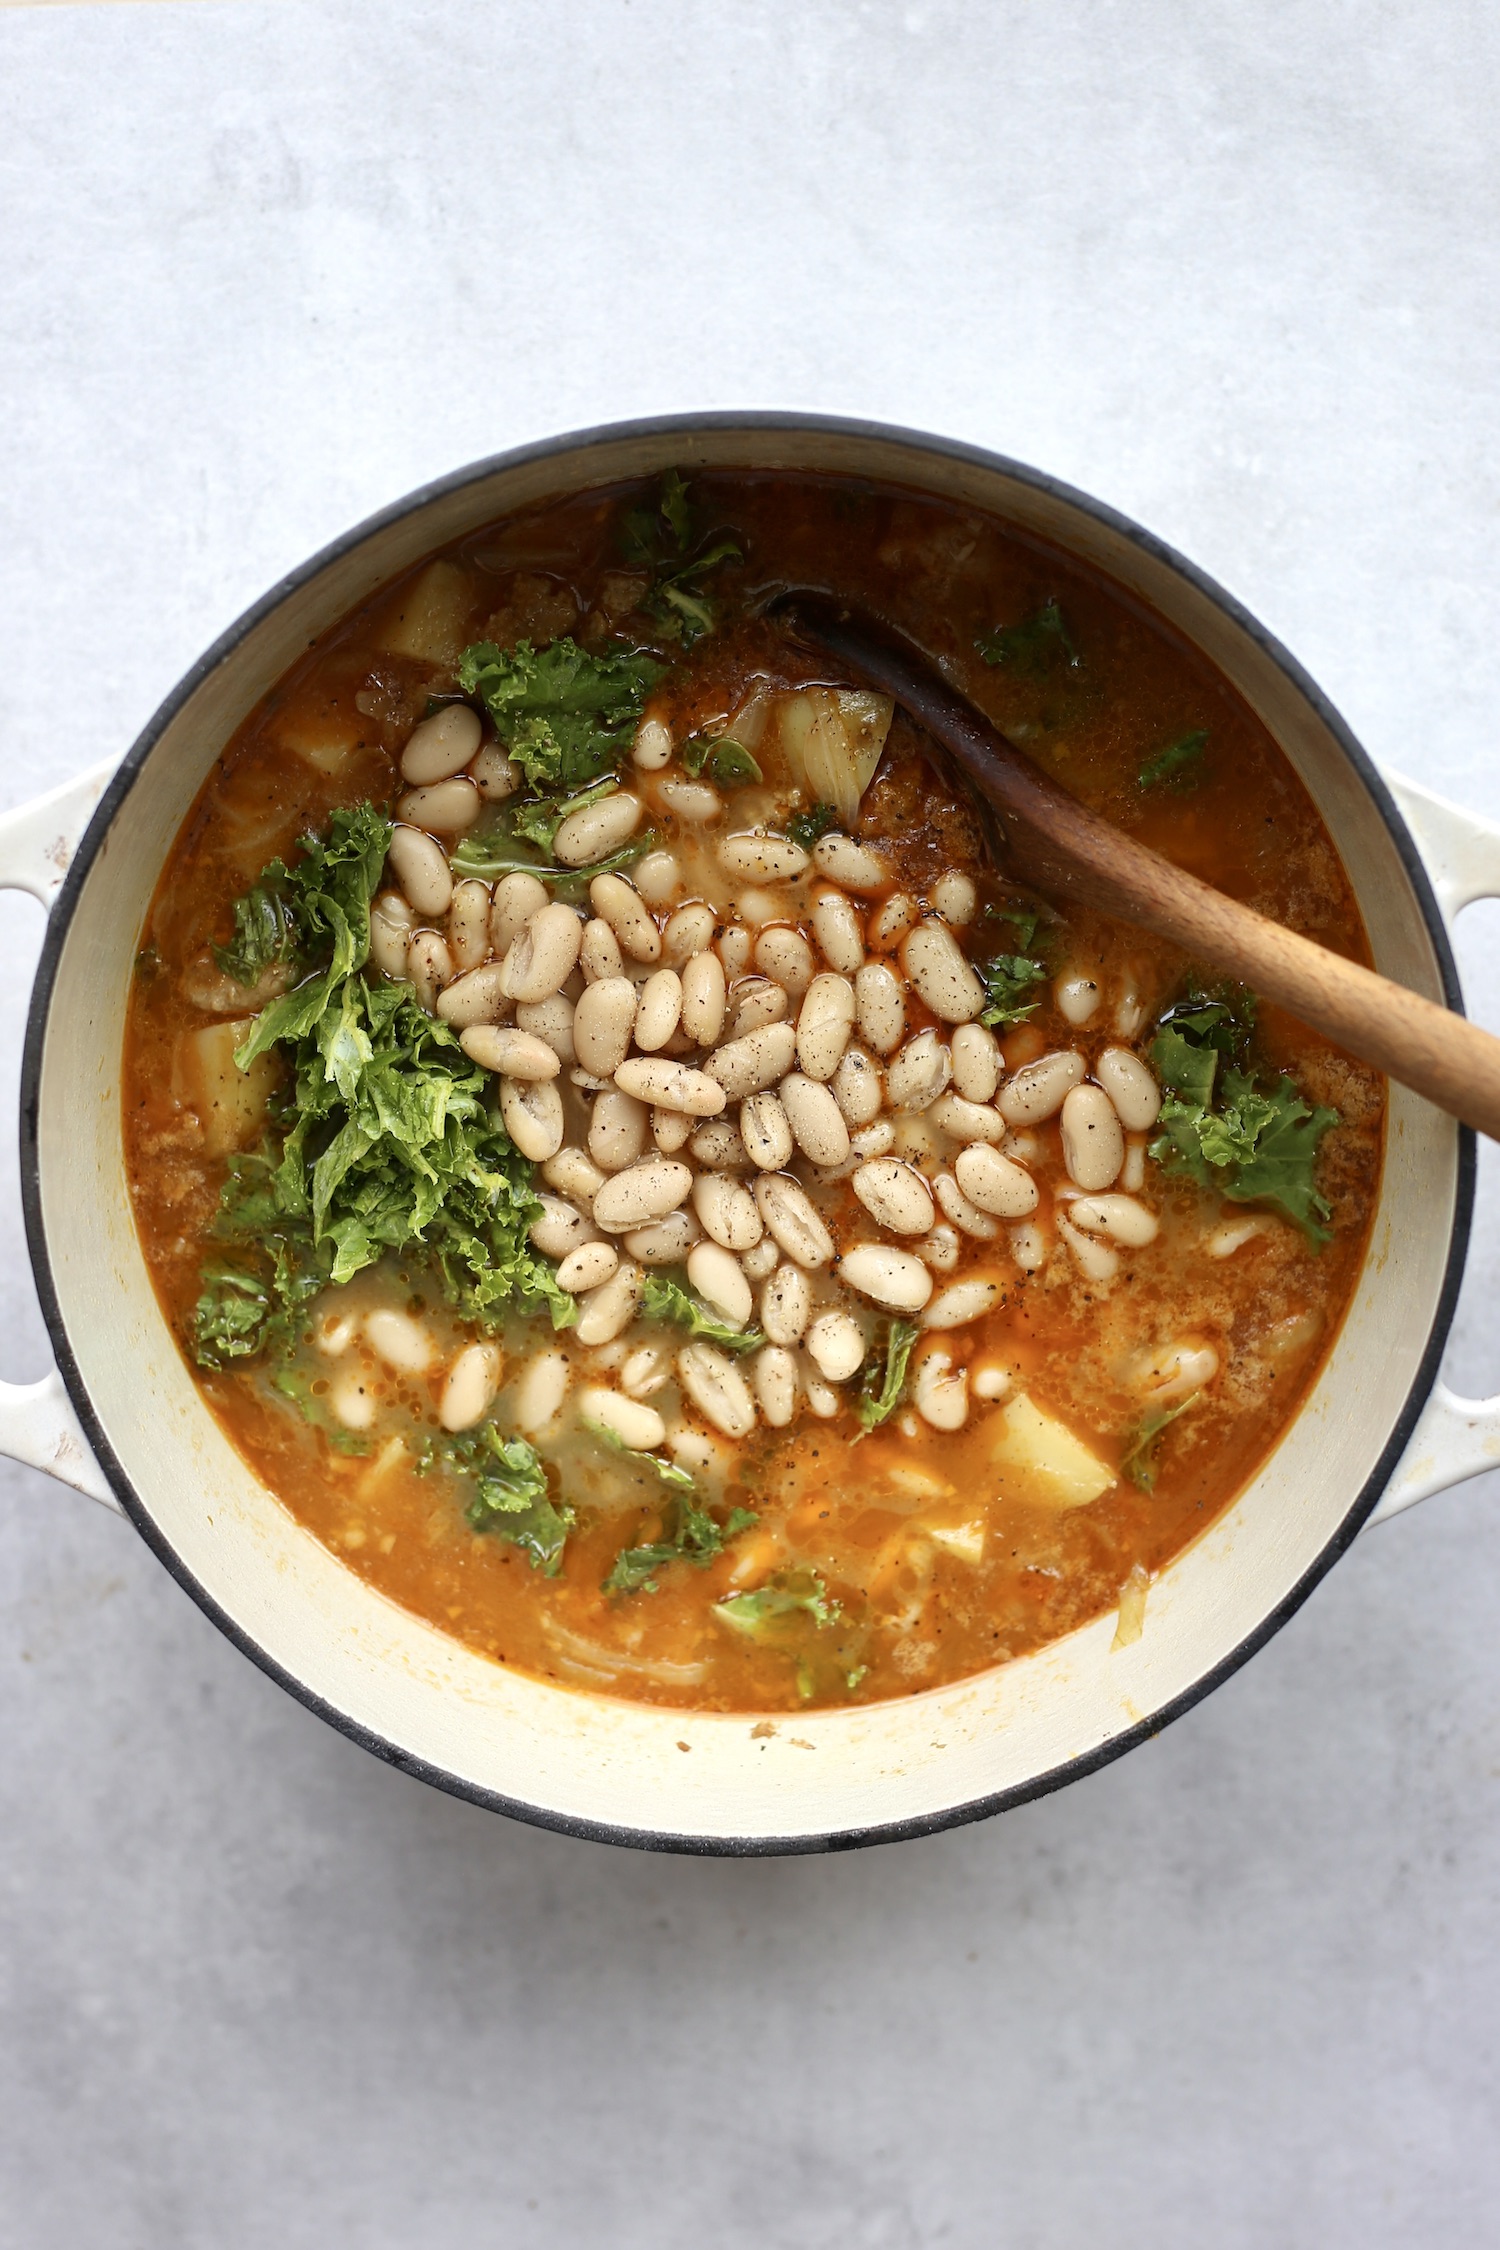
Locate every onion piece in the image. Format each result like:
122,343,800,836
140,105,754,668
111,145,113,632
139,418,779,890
777,687,894,825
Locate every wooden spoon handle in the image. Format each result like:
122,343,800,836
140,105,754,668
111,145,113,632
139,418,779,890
783,596,1500,1142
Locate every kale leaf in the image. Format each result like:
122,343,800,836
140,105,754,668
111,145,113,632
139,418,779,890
681,734,762,785
193,1261,275,1369
855,1319,919,1435
456,638,663,794
233,804,393,1072
1121,1390,1201,1493
716,1568,841,1638
449,816,654,896
424,1421,571,1575
640,1272,764,1354
603,1485,747,1597
619,470,743,647
784,802,838,853
1138,728,1209,790
978,952,1048,1028
213,882,298,988
976,597,1081,676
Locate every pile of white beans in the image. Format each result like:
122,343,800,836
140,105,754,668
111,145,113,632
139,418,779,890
359,697,1176,1449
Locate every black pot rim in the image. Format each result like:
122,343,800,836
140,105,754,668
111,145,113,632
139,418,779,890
19,409,1474,1857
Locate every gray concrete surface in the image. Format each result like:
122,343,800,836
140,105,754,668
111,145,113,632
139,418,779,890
3,4,1499,2243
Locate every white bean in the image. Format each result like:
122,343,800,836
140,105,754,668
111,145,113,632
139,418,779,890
543,1145,605,1208
915,1348,969,1431
706,1019,798,1099
580,915,626,983
996,1049,1087,1125
553,790,643,868
760,1261,812,1346
1207,1214,1266,1258
516,993,576,1066
867,892,919,951
753,1345,799,1428
719,832,810,881
754,926,815,998
401,703,483,784
837,1243,934,1314
500,1076,565,1161
753,1174,835,1270
446,878,492,973
369,890,415,980
573,976,638,1076
803,1366,843,1419
727,978,789,1041
633,714,674,771
813,834,887,891
811,888,865,974
575,1260,644,1346
652,1106,694,1153
780,1075,851,1167
1061,1084,1125,1191
850,1119,896,1159
591,1158,693,1232
903,922,986,1023
470,744,519,802
929,871,976,924
389,825,453,918
590,873,660,962
502,902,584,1004
329,1365,378,1430
806,1310,866,1383
621,1345,669,1398
851,1157,936,1235
972,1363,1012,1401
921,1277,1003,1330
717,925,753,978
832,1045,884,1127
689,1120,754,1172
461,1025,560,1079
677,1343,757,1439
631,968,683,1052
933,1170,1001,1240
950,1022,1001,1103
1008,1219,1048,1272
528,1195,597,1258
397,777,480,834
513,1346,570,1434
588,1087,650,1172
557,1239,619,1293
364,1306,435,1374
624,1210,703,1265
740,1091,795,1171
1135,1338,1219,1401
613,1056,726,1115
887,1029,952,1112
693,1171,764,1251
1121,1135,1147,1193
664,901,717,966
580,1384,666,1451
490,872,549,956
1057,1210,1120,1283
742,1236,779,1280
686,1242,753,1327
680,948,727,1046
1067,1193,1159,1247
1056,973,1102,1026
658,776,723,824
1114,980,1147,1039
954,1143,1039,1218
406,930,453,1011
929,1092,1006,1144
796,973,858,1081
916,1223,961,1272
1096,1046,1163,1132
855,962,906,1055
439,1341,501,1431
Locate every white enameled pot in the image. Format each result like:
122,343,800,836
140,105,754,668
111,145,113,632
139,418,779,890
7,416,1500,1856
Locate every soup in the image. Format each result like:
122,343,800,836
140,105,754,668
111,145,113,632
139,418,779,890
123,471,1384,1711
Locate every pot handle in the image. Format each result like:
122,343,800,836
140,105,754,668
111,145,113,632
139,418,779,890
0,759,122,1511
1367,768,1500,1526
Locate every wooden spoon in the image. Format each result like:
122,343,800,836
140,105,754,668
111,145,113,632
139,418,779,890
776,592,1500,1142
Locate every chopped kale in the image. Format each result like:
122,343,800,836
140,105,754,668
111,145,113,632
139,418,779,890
232,803,393,1072
784,801,839,853
1138,728,1209,790
715,1568,841,1638
1121,1391,1201,1493
976,597,1081,676
583,1415,698,1496
508,775,621,854
978,952,1048,1028
448,813,654,896
640,1272,764,1354
1149,987,1258,1108
681,734,762,785
619,470,742,647
855,1319,919,1435
456,638,663,794
604,1483,740,1596
213,881,298,988
424,1421,571,1575
193,1261,275,1369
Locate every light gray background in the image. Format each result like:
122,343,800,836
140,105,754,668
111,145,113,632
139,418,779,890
3,4,1499,2244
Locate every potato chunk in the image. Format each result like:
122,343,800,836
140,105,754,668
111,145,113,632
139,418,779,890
379,561,474,664
993,1394,1115,1510
172,1021,279,1155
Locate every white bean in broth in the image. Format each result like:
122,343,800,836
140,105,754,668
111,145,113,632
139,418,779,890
124,466,1383,1720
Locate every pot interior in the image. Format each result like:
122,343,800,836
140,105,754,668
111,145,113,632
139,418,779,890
29,421,1460,1848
